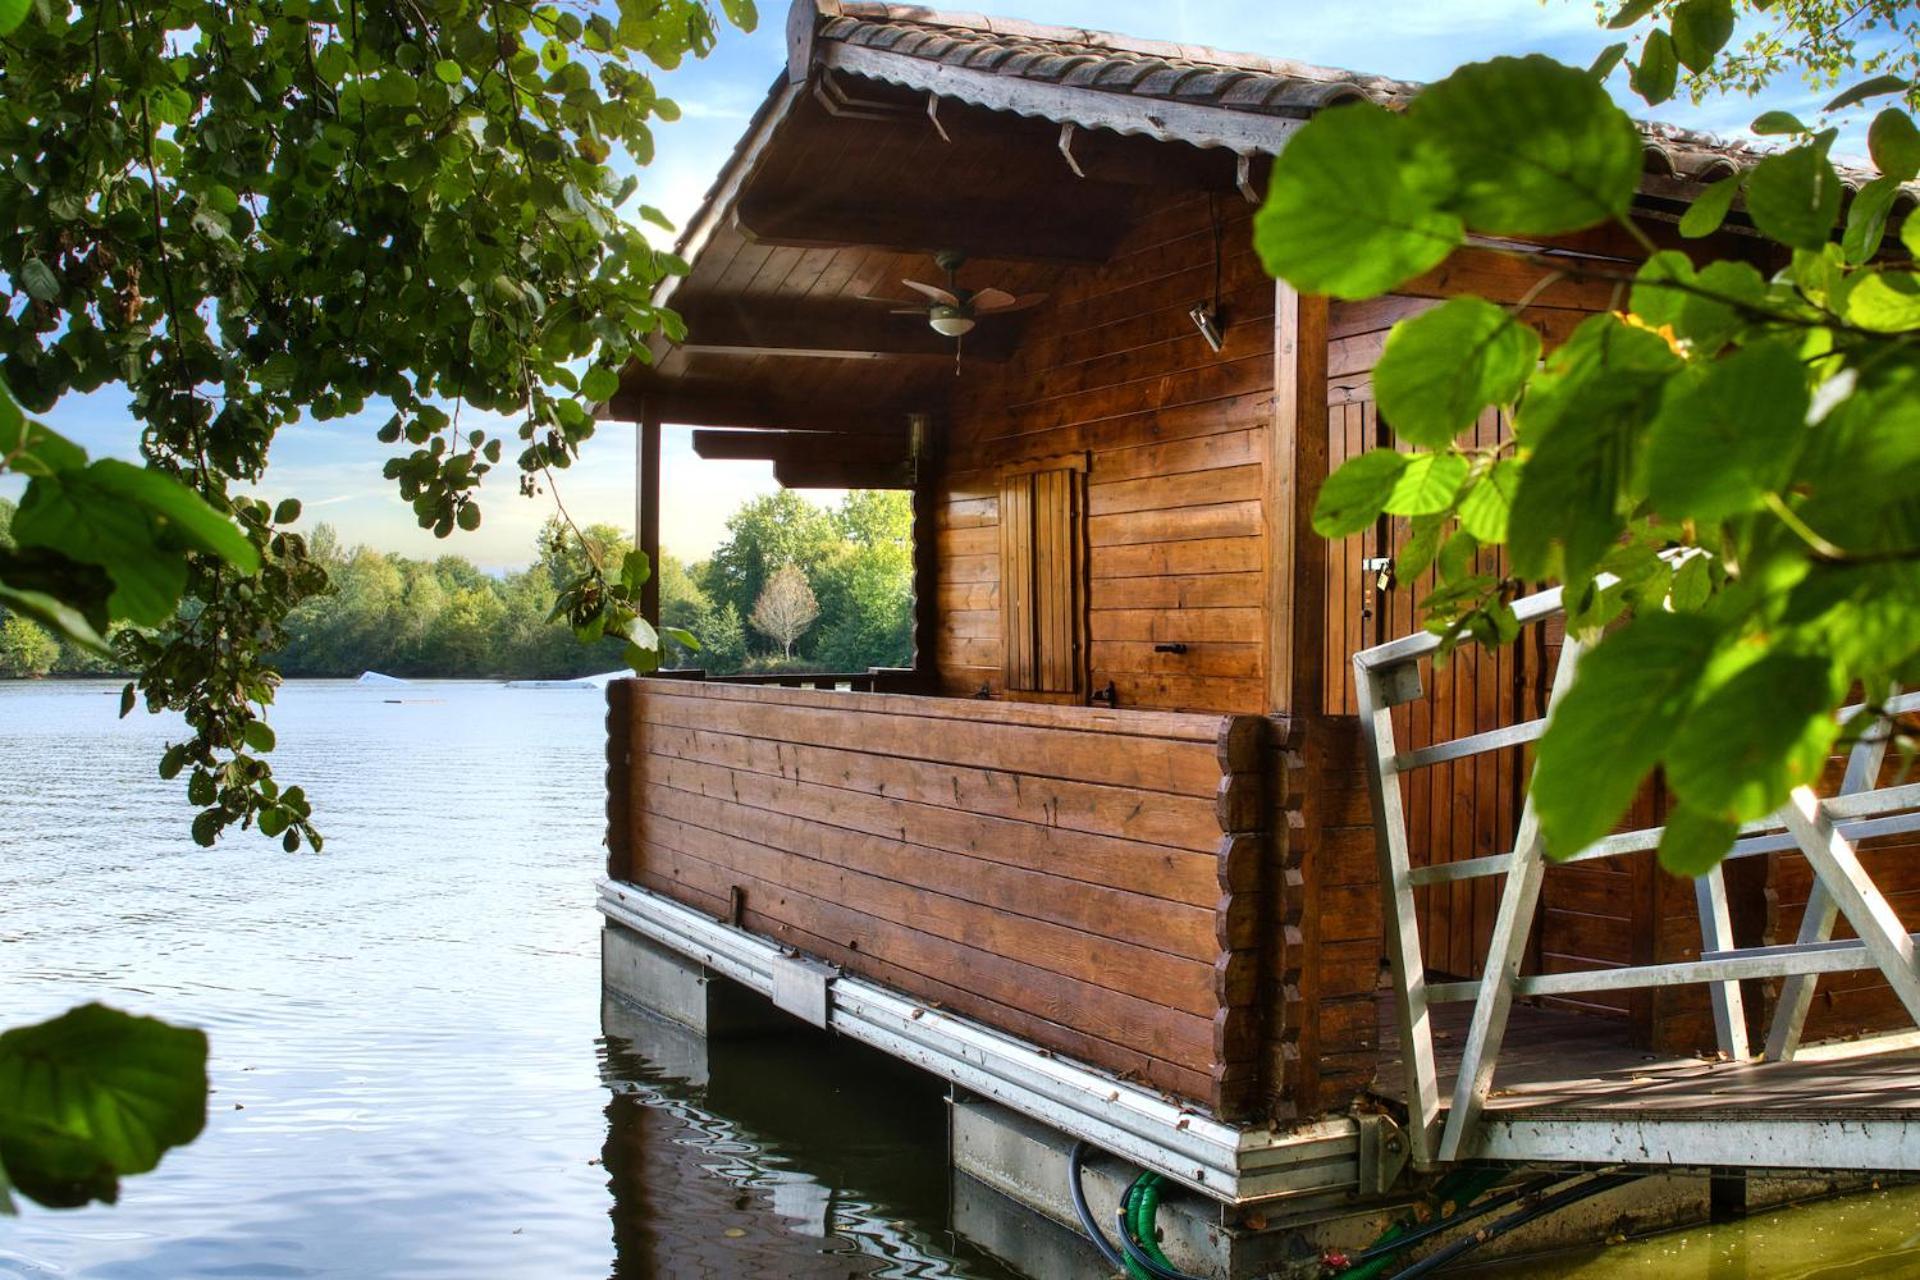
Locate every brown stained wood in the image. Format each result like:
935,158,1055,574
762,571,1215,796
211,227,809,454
1269,283,1330,717
643,747,1219,909
634,692,1233,795
633,674,1227,741
1090,608,1263,645
1088,500,1262,549
1089,573,1263,611
640,720,1223,856
1093,537,1264,579
639,410,662,629
640,776,1219,967
606,679,634,882
631,848,1217,1079
1088,464,1264,517
1089,641,1262,679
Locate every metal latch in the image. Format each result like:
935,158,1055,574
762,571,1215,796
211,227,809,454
1364,556,1394,592
770,953,837,1030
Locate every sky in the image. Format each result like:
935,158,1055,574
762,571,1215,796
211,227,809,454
3,1,1881,572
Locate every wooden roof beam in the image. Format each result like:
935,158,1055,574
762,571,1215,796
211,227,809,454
692,428,908,462
603,388,918,435
672,298,1015,361
735,189,1126,263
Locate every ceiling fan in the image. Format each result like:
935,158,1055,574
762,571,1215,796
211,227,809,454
868,250,1046,369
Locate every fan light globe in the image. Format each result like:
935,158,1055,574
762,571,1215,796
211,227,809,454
928,306,975,337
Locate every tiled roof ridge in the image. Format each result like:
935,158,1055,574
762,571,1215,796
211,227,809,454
818,0,1899,192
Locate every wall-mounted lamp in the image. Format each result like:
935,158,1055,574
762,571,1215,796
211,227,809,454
1189,301,1224,353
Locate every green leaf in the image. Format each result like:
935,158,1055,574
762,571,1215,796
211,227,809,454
1657,804,1739,876
1843,175,1902,263
19,258,59,302
456,501,481,532
1374,298,1540,448
242,720,276,752
1312,450,1410,537
273,498,302,525
1751,110,1810,136
1644,339,1809,521
1628,249,1695,330
1679,174,1741,238
1509,314,1681,580
1670,553,1713,611
1847,270,1920,331
1605,0,1659,28
0,1004,206,1209
1533,611,1720,859
1457,459,1521,543
718,0,757,31
1667,651,1839,822
1826,74,1912,114
1384,452,1469,516
1254,102,1463,300
1632,29,1679,106
661,625,702,652
1413,55,1644,235
1671,0,1733,74
622,640,660,673
1869,109,1920,182
580,366,621,402
434,59,461,84
1588,41,1628,80
0,0,30,35
1745,144,1842,251
619,547,651,592
0,582,111,656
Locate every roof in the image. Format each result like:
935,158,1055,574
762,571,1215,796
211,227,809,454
801,0,1899,199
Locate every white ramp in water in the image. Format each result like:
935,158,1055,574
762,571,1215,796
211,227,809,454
505,670,626,690
356,671,410,686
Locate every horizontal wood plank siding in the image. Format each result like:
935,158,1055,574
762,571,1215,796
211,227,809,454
614,677,1278,1114
934,191,1274,714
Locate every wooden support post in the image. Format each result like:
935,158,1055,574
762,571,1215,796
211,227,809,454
1436,636,1586,1163
1778,784,1920,1032
639,406,662,631
1268,281,1329,718
909,413,939,692
1355,655,1441,1166
1766,704,1896,1061
1694,866,1750,1060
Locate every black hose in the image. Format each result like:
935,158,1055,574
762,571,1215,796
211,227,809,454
1067,1141,1128,1272
1344,1172,1576,1267
1386,1173,1638,1279
1114,1205,1208,1280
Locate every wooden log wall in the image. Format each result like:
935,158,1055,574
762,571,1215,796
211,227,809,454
931,190,1273,714
609,677,1295,1118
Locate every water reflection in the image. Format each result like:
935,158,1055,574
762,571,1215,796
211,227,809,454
598,995,1013,1279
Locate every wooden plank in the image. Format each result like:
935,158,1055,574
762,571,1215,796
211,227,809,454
632,842,1216,1078
631,688,1225,795
1088,464,1264,517
639,409,661,628
634,673,1226,741
1001,472,1033,691
1270,282,1331,716
640,772,1219,964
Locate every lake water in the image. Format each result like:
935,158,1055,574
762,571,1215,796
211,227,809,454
5,678,1920,1279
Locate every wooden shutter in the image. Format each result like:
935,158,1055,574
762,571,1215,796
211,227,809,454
1000,464,1083,695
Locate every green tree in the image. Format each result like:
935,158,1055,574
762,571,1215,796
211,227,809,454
0,0,751,851
702,490,837,647
1255,2,1920,873
815,490,914,671
0,613,58,676
1602,0,1920,102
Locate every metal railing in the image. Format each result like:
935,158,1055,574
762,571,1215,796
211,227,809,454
1355,583,1920,1168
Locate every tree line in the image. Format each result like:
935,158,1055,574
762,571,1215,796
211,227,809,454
0,489,914,680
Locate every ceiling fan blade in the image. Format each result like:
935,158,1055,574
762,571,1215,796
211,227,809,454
974,290,1048,314
889,307,927,315
901,278,960,306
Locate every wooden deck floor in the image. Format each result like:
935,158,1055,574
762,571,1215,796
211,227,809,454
1373,999,1920,1170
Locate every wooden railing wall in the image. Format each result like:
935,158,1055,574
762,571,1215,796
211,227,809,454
605,678,1296,1120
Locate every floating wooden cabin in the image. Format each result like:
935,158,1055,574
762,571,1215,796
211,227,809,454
600,0,1920,1233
